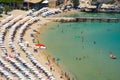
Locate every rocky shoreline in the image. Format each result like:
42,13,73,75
47,17,120,22
77,0,120,13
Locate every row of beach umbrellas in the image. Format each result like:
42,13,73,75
0,57,25,80
2,55,36,80
0,15,40,80
27,7,49,17
0,15,23,56
0,7,56,80
17,16,55,80
41,9,61,17
0,15,13,27
8,16,45,79
0,15,32,80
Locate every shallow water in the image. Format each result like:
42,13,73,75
60,12,120,18
39,13,120,80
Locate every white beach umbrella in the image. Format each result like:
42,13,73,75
33,12,38,16
14,15,23,22
28,19,33,24
3,71,8,75
42,0,49,4
1,19,8,24
3,23,10,28
12,25,17,29
10,68,15,72
26,10,33,15
24,23,29,27
2,49,7,53
20,16,30,24
15,22,21,26
0,23,2,27
41,78,46,80
6,15,13,21
50,76,55,80
41,7,49,11
20,43,25,47
9,21,14,26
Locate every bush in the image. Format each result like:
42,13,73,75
92,0,97,2
71,0,79,9
0,9,3,14
3,5,10,14
0,0,23,2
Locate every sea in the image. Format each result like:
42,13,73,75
39,12,120,80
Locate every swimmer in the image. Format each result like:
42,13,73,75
76,57,78,60
81,36,84,42
83,56,86,59
94,41,96,44
81,31,84,34
82,46,85,49
79,58,81,60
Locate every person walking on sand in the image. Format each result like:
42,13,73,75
32,38,35,43
30,33,34,37
25,41,29,47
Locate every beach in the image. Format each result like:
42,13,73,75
39,19,120,80
0,9,77,80
23,21,70,80
0,7,120,80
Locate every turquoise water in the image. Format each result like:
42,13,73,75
59,12,120,18
40,14,120,80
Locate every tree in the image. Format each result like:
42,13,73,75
3,5,10,14
0,0,24,9
0,9,3,14
0,0,23,2
71,0,79,8
92,0,97,1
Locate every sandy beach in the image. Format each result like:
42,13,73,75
22,14,76,80
0,9,77,80
0,0,120,79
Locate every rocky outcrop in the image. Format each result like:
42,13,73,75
77,0,120,12
79,0,92,8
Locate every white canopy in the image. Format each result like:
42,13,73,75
26,10,33,15
0,15,13,25
3,23,10,28
42,0,49,4
13,15,23,22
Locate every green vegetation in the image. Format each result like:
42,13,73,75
0,9,3,14
106,0,115,4
0,9,2,17
114,0,120,2
92,0,119,3
105,0,120,4
92,0,97,2
3,5,10,14
0,0,23,2
71,0,79,8
0,0,24,13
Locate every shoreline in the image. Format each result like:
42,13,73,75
34,21,75,80
33,10,120,80
0,9,78,80
16,9,120,80
33,9,80,79
0,8,120,80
